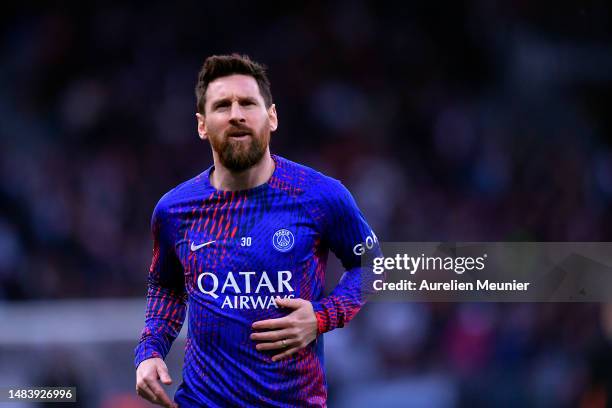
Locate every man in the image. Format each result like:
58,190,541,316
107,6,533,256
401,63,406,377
135,54,381,407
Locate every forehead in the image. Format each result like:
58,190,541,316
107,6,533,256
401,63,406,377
206,74,262,102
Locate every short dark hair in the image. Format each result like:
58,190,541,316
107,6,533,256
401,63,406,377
195,54,273,114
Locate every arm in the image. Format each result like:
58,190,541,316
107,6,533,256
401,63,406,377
310,180,382,334
134,200,187,367
134,201,185,407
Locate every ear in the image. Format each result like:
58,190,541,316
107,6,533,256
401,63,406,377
196,113,207,140
268,104,278,132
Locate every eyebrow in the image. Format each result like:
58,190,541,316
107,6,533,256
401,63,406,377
211,96,259,109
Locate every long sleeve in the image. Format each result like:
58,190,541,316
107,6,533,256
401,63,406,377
310,179,382,334
134,200,187,368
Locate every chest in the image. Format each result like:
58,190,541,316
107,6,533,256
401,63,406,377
173,199,321,274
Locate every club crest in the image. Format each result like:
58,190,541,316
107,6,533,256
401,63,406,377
272,229,295,252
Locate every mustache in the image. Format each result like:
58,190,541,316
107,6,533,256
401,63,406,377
225,125,254,137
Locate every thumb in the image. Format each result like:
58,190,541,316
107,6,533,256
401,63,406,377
158,366,173,385
275,296,303,309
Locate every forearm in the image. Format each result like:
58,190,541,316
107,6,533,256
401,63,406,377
134,283,187,367
311,265,378,334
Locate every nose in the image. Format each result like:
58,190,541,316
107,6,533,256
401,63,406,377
229,101,246,123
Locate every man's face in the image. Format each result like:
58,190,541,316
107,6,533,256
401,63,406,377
196,74,277,172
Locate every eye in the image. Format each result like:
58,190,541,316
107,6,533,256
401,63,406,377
215,102,230,110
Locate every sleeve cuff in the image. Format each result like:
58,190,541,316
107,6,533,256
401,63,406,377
134,341,164,368
311,301,333,335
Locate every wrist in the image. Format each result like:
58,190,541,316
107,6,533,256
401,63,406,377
310,301,331,335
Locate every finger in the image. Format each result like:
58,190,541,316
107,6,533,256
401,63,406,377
158,365,173,385
271,346,300,362
250,328,293,342
274,297,305,309
252,316,290,330
256,338,297,351
136,381,158,404
144,378,174,408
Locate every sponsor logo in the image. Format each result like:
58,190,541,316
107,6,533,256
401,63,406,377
272,229,295,252
197,270,295,309
353,231,379,256
190,240,216,251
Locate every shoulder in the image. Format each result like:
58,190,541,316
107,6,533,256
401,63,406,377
271,155,350,200
153,168,213,220
271,155,359,229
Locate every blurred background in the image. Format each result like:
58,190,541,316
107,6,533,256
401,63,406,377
1,1,612,407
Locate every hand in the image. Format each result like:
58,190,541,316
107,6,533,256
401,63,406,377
135,357,178,408
250,297,318,362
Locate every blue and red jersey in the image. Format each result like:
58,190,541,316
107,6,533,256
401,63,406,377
134,155,380,407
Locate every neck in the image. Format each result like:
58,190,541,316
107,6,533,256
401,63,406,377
210,149,275,191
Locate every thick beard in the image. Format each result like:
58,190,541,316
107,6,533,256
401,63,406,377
210,129,269,172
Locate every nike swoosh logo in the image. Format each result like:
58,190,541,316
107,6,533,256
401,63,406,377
190,240,216,251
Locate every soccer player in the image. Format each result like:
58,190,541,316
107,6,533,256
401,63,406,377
134,54,381,407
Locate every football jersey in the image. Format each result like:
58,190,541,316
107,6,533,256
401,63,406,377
134,155,381,407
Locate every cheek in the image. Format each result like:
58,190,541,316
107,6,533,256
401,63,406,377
204,118,224,135
249,112,270,130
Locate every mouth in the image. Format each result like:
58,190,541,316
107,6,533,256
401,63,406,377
227,130,252,139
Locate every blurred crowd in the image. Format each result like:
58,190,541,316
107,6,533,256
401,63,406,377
1,1,611,406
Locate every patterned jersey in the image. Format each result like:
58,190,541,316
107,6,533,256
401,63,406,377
134,155,381,407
